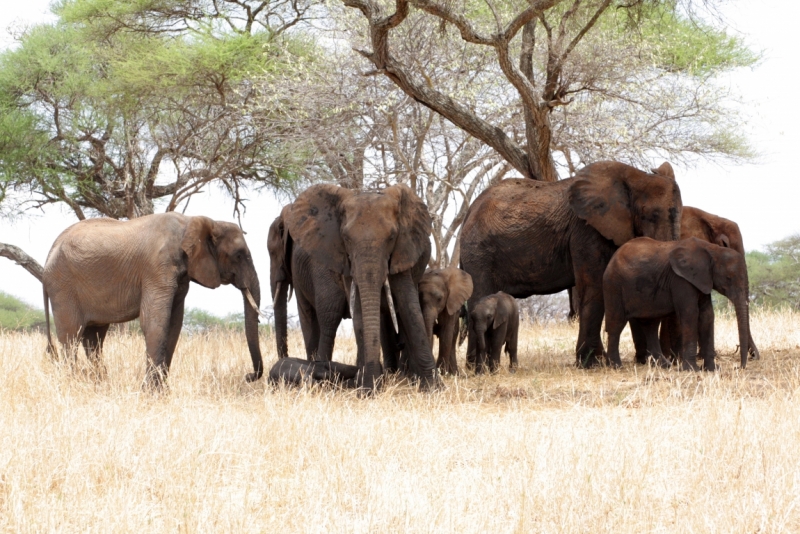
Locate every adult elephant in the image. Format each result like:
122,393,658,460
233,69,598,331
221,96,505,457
630,205,760,363
268,206,349,362
285,183,437,392
460,161,683,368
43,213,264,388
418,266,473,374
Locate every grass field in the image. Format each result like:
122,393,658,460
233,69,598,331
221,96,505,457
0,309,798,532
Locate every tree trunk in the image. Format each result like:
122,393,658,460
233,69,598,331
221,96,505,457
0,243,44,282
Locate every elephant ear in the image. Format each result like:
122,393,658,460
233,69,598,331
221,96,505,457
569,175,634,246
384,184,432,274
715,233,731,248
650,162,675,180
492,296,510,329
285,184,353,275
669,242,713,294
445,268,473,316
182,216,222,289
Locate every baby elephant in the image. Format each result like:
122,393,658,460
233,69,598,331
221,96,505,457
470,292,519,373
268,357,359,387
603,237,751,371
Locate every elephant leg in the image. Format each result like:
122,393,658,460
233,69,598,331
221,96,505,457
296,292,320,361
642,319,670,368
604,310,626,369
659,314,681,362
575,289,606,368
53,307,83,363
141,287,181,390
314,306,343,363
697,296,716,371
629,319,649,365
436,311,458,375
388,271,438,389
507,322,519,372
674,299,700,372
489,326,506,373
380,308,400,373
163,280,189,371
82,324,110,377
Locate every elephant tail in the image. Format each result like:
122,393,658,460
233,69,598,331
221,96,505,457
43,286,57,356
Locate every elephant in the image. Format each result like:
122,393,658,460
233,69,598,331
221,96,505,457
629,205,760,363
268,206,349,362
459,160,682,368
603,237,751,371
418,266,473,374
268,357,359,387
42,213,264,388
470,291,519,373
285,183,438,392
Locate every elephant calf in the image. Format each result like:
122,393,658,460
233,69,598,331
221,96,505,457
470,292,519,373
268,357,359,387
418,266,473,375
603,237,751,371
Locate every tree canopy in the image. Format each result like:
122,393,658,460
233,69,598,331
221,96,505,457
747,235,800,311
0,0,324,220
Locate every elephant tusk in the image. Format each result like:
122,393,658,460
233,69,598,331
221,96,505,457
384,279,399,334
245,288,267,319
349,281,357,318
272,282,282,308
287,284,294,303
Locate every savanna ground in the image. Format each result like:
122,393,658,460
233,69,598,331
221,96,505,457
0,310,799,532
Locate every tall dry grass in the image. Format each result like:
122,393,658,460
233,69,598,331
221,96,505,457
0,309,798,532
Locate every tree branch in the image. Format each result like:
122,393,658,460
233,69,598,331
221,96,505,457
0,243,44,282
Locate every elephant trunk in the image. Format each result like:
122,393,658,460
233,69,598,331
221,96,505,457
355,264,384,391
272,280,290,359
732,294,750,369
242,270,264,381
422,306,438,348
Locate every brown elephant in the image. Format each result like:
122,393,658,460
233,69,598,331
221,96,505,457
604,237,751,371
268,206,349,362
42,213,264,388
470,291,519,373
629,205,760,363
418,266,473,374
285,183,437,392
460,161,682,368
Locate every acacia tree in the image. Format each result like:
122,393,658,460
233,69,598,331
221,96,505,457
261,1,755,267
340,0,756,184
0,0,324,221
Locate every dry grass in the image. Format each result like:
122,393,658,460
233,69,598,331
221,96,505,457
0,309,799,532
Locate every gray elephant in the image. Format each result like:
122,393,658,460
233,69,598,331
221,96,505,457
268,357,359,387
285,183,437,392
43,213,264,388
460,161,682,369
470,291,519,373
604,237,751,371
268,205,349,362
418,266,473,374
629,205,759,364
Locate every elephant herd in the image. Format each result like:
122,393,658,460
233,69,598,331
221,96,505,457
40,160,757,392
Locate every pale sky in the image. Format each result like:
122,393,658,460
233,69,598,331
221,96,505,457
1,0,798,316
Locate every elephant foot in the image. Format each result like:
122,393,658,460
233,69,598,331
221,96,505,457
634,353,649,365
648,355,672,369
246,370,263,382
680,359,700,372
508,366,517,374
417,372,443,392
576,352,603,369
